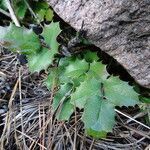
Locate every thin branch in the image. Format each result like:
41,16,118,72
23,0,37,19
19,67,27,149
23,0,41,25
5,0,20,27
0,8,10,17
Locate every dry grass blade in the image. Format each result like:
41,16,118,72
115,109,150,130
0,78,19,149
16,130,47,150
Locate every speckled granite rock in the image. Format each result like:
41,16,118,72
48,0,150,88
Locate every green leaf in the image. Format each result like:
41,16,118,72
58,57,75,83
89,61,109,81
104,76,139,106
64,58,89,79
86,129,107,139
71,74,87,87
34,1,47,22
0,0,7,10
140,96,150,104
45,65,68,90
58,99,74,120
27,47,53,72
41,21,61,51
59,57,76,68
27,22,61,72
0,24,40,54
49,51,140,138
13,0,27,20
33,1,54,22
71,78,101,109
70,71,139,137
57,57,89,84
53,83,74,120
84,51,99,63
45,68,59,90
45,8,54,21
82,96,115,132
53,83,72,110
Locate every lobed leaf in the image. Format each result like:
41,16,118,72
82,96,115,133
28,22,61,72
89,61,109,81
84,51,99,63
0,24,40,54
41,21,61,51
64,58,89,79
104,76,139,106
27,47,53,72
71,78,101,109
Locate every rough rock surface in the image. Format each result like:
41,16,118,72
48,0,150,88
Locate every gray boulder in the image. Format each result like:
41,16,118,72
48,0,150,88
